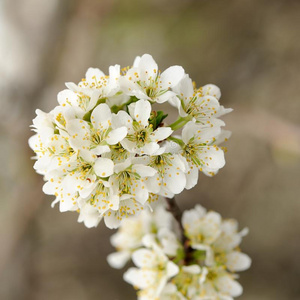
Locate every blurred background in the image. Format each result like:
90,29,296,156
0,0,299,299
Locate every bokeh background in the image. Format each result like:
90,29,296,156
0,0,299,299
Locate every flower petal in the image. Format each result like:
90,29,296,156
106,127,127,145
160,66,185,89
77,202,102,228
133,164,157,177
107,251,131,269
94,157,114,177
57,89,78,106
226,251,251,272
156,90,177,104
132,249,156,268
139,142,160,155
85,67,105,82
104,212,121,229
91,103,112,130
215,275,243,297
134,99,151,127
201,84,221,100
150,127,173,142
138,54,158,83
163,168,186,194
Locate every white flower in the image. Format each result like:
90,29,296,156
120,54,185,103
172,265,203,299
66,103,127,164
64,65,122,112
107,204,174,268
147,150,189,198
181,121,225,176
29,54,233,232
113,99,173,155
198,267,243,300
172,75,232,127
124,235,179,299
182,205,222,250
212,219,251,272
160,283,187,300
157,227,180,257
29,107,78,175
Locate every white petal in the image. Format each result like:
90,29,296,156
215,276,243,297
173,74,194,99
156,90,177,104
112,110,133,129
182,265,201,274
124,268,156,289
142,234,157,248
166,261,179,277
57,89,78,106
215,105,233,118
134,99,151,126
113,158,131,173
185,164,199,189
132,249,156,268
160,66,185,89
106,127,127,145
107,251,131,269
87,90,101,111
163,168,186,194
104,212,121,229
133,164,157,177
198,146,225,171
85,67,105,81
134,184,149,205
94,157,114,177
214,129,232,145
139,142,160,155
182,121,197,144
194,125,221,144
201,84,221,100
226,252,251,272
66,119,90,150
107,64,120,95
91,145,110,156
65,82,79,92
138,54,158,83
150,127,173,142
78,203,102,228
59,196,77,212
91,103,112,130
133,55,141,67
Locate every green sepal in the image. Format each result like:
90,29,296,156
149,111,168,130
192,249,207,264
173,246,186,265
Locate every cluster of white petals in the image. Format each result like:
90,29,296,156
29,54,231,229
108,203,251,300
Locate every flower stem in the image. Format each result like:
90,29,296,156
165,197,193,264
169,116,192,131
167,136,185,147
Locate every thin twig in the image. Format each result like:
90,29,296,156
164,197,190,257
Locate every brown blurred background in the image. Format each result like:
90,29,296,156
0,0,299,299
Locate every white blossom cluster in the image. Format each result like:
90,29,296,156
108,203,251,300
29,54,231,229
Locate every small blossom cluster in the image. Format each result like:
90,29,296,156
108,203,251,300
29,54,231,229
